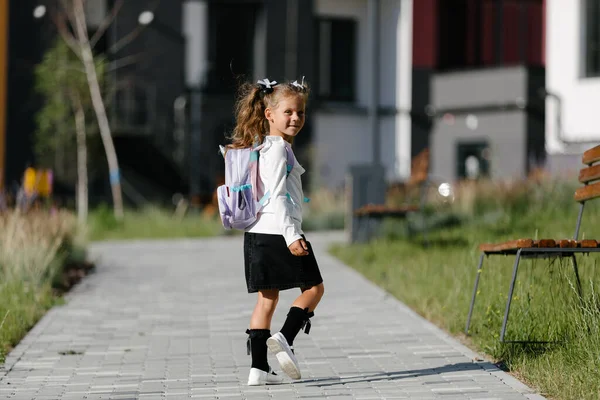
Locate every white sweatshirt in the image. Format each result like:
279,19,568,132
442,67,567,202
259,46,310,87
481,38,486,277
246,136,305,246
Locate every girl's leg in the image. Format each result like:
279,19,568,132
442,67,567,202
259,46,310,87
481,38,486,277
267,283,325,379
250,289,279,329
248,289,279,373
293,283,325,312
266,283,325,380
279,283,325,346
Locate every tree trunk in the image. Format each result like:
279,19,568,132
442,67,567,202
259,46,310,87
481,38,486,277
71,91,88,226
72,0,124,221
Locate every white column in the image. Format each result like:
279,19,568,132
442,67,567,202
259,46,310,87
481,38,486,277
182,1,209,201
253,6,267,81
368,0,381,165
183,1,209,88
84,0,107,29
396,0,413,179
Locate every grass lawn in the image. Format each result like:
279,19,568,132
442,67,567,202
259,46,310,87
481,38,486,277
87,205,226,241
87,191,347,242
0,210,86,362
331,179,600,400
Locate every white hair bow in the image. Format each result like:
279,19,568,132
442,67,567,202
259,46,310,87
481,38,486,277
291,76,306,91
257,78,278,91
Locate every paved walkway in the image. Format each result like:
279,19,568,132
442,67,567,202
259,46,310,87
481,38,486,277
0,232,545,400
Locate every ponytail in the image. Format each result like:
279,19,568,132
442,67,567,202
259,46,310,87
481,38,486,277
229,83,269,149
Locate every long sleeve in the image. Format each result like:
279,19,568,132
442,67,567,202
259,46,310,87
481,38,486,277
261,141,303,247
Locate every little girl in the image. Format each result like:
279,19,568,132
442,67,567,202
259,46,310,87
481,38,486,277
226,78,325,386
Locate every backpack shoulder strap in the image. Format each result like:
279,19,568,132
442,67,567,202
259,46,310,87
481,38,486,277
285,146,295,177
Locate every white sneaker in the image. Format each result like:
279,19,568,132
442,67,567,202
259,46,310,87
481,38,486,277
247,367,284,386
266,332,301,379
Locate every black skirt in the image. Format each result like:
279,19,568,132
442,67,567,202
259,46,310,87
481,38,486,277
244,232,323,293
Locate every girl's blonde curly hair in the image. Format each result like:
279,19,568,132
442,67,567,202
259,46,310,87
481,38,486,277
228,80,310,149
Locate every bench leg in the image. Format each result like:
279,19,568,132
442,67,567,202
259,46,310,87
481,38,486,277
500,249,522,342
465,253,486,335
571,255,583,300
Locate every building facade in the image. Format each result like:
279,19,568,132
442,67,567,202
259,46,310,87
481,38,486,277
545,0,600,172
0,0,60,194
0,0,189,201
3,0,577,204
310,0,413,189
413,0,547,183
310,0,548,187
181,0,414,196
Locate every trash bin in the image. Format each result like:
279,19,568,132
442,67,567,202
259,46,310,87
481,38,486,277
346,164,385,243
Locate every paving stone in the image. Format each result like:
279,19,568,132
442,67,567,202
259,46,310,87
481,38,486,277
0,233,545,399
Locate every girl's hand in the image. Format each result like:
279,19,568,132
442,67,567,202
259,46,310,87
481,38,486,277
288,239,309,256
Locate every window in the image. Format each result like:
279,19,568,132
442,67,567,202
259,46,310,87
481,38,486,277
584,0,600,77
316,18,356,102
456,142,490,180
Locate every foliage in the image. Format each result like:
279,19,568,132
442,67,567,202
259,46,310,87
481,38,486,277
33,39,106,186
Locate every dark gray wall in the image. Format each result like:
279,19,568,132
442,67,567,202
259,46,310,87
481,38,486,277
430,111,527,181
112,0,185,144
429,66,545,182
526,67,546,171
432,67,530,111
411,69,433,158
4,0,53,190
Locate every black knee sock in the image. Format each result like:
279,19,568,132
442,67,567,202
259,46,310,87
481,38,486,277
246,329,270,372
279,307,314,346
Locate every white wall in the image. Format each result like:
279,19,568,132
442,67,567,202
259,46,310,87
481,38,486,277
546,0,600,154
313,0,412,188
312,114,400,189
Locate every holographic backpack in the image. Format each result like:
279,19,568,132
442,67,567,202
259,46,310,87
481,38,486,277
216,143,294,230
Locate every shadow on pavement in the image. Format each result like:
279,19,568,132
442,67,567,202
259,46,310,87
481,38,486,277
300,361,490,387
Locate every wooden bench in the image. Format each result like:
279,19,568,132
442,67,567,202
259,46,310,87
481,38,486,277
465,144,600,342
352,149,429,242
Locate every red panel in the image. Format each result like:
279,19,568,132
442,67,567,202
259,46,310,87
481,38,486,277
482,1,494,64
412,0,437,67
503,1,519,64
528,3,543,65
541,0,546,65
466,0,477,65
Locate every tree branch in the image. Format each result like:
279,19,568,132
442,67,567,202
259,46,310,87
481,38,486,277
105,52,148,72
58,0,79,37
90,0,125,49
49,7,82,59
107,24,144,55
71,0,90,42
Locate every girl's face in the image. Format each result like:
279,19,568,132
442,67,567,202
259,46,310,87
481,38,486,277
265,95,306,138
